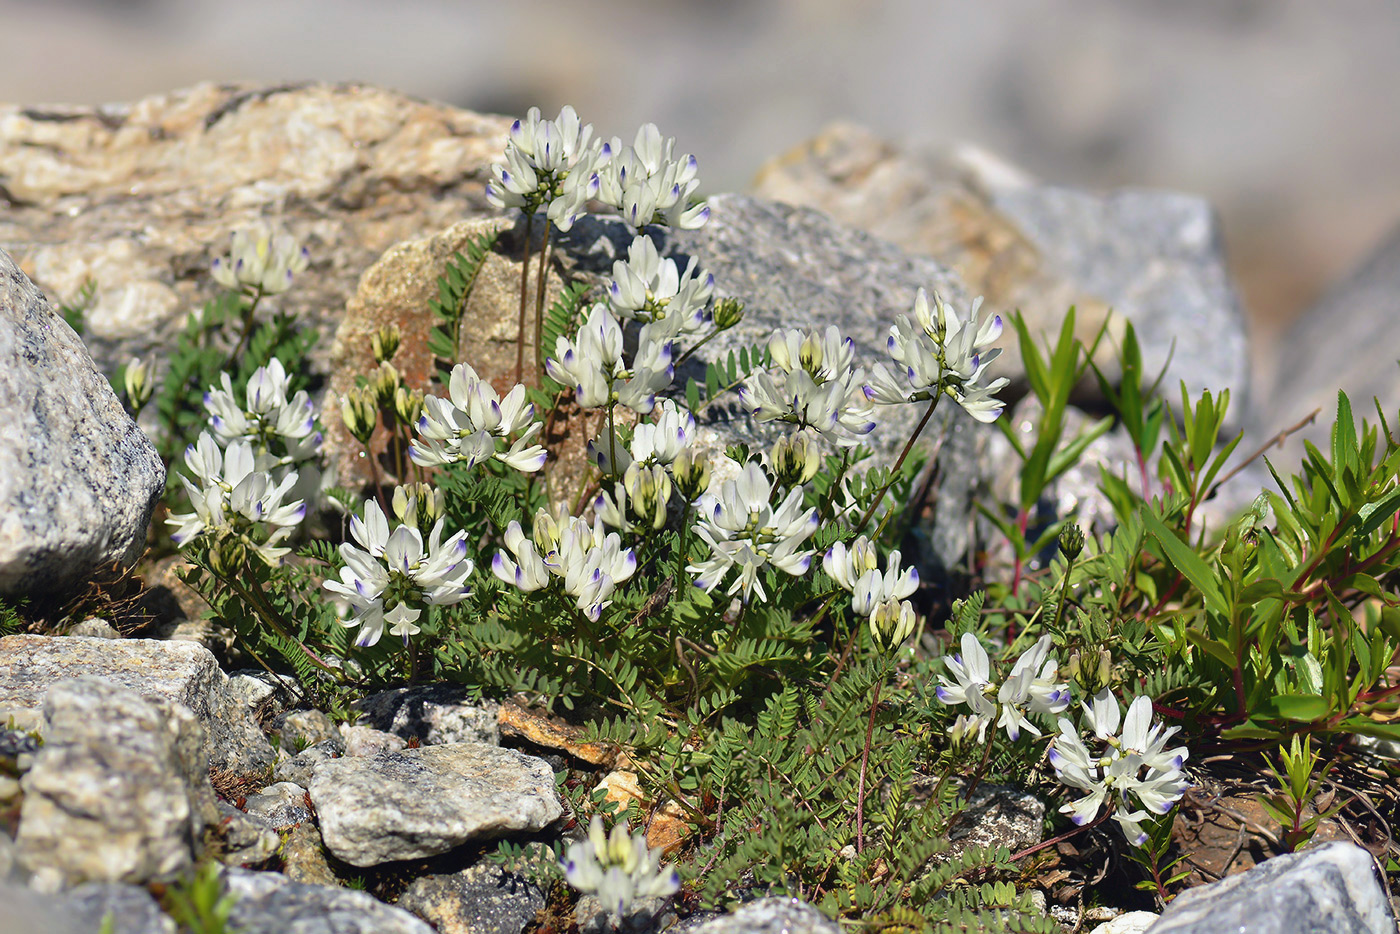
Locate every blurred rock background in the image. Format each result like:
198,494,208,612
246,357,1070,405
2,0,1398,394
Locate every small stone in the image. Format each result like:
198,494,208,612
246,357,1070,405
65,618,121,639
242,782,312,831
398,863,545,934
339,723,408,758
0,248,164,599
16,677,219,891
63,882,177,934
1088,911,1158,934
277,709,339,750
944,783,1044,863
278,823,339,888
309,743,562,867
1149,841,1396,934
225,670,301,722
594,770,689,855
496,700,621,767
224,867,437,934
675,897,840,934
274,738,345,786
0,775,19,801
355,684,500,746
214,801,280,867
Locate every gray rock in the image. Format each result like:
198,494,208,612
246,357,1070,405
225,669,301,722
274,738,345,786
0,879,174,934
0,829,21,883
243,781,313,831
277,709,339,751
1092,912,1158,934
1148,841,1395,934
355,684,500,746
0,247,164,598
989,184,1249,410
677,897,840,934
15,677,218,891
309,743,562,867
66,617,122,639
224,867,437,934
215,800,280,867
339,722,408,757
278,823,340,887
398,863,546,934
945,783,1045,863
0,634,276,784
1254,221,1400,470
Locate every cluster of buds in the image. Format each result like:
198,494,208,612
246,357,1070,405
561,816,680,919
740,325,876,444
491,508,638,622
211,226,310,297
823,535,920,652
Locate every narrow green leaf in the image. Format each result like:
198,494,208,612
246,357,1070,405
1259,694,1330,722
1185,628,1237,668
1141,507,1230,617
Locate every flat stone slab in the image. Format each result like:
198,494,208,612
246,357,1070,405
308,742,562,867
0,635,275,782
1148,840,1395,934
678,897,840,934
225,868,436,934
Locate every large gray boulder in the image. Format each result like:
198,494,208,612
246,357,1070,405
0,634,276,783
1252,220,1400,468
0,248,163,597
1147,841,1395,934
15,677,219,891
224,868,438,934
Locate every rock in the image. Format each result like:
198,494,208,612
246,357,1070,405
595,769,689,856
355,684,500,747
15,677,218,890
339,723,407,758
752,123,1250,411
1090,912,1158,934
273,738,345,786
308,743,562,867
497,699,622,767
0,248,164,598
677,897,840,934
276,709,340,750
1148,840,1395,934
225,669,301,723
0,830,20,883
0,83,510,380
65,617,121,639
224,867,437,934
398,863,546,934
278,823,340,888
214,801,280,866
945,783,1045,863
0,635,276,784
0,879,174,934
576,892,674,934
1253,221,1400,469
242,781,312,832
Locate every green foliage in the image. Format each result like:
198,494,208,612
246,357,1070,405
686,342,771,415
163,861,240,934
1259,734,1344,852
427,229,501,376
57,278,97,336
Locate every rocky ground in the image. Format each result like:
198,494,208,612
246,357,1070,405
2,83,1400,933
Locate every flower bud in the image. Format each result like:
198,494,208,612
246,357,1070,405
392,482,444,531
712,297,744,331
624,463,672,531
123,356,154,413
372,324,402,364
372,361,401,411
869,598,917,653
1068,647,1114,695
671,449,710,499
341,386,378,445
1059,524,1085,561
947,714,979,754
394,386,424,428
768,433,821,487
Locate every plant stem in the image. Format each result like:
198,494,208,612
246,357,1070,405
514,213,534,386
855,671,885,853
1009,808,1113,861
853,396,939,536
221,573,340,679
961,730,996,805
533,222,552,385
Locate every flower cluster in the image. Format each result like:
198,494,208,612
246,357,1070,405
597,123,711,231
211,226,310,296
546,303,674,414
1048,691,1190,846
486,105,601,233
410,363,547,472
689,461,819,602
934,633,1072,743
561,816,680,918
740,325,876,444
591,400,701,532
608,235,714,342
323,498,473,647
869,288,1008,423
491,508,638,622
824,536,920,650
166,433,306,566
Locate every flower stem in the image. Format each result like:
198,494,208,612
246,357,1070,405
855,671,886,853
514,213,534,386
533,222,552,386
853,397,939,537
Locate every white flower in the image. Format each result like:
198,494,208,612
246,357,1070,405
868,597,918,651
934,633,1072,742
1047,691,1190,847
211,227,310,295
166,434,306,565
596,124,710,230
485,106,603,232
607,235,714,340
587,399,696,476
595,463,673,532
546,304,674,414
491,509,637,622
204,358,321,464
323,500,473,648
410,363,547,472
688,462,818,602
824,535,919,621
561,817,680,918
738,326,876,444
868,288,1009,423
